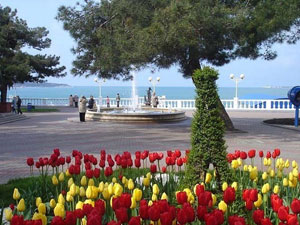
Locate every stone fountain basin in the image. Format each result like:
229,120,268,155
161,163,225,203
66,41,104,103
86,107,186,122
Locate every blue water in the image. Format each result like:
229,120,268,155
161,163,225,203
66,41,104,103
7,86,291,100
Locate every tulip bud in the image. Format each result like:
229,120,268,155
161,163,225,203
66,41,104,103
122,176,127,184
88,179,94,186
112,177,117,183
231,182,238,191
17,198,25,212
108,183,113,195
68,178,74,188
113,183,123,196
292,160,298,168
152,194,158,201
285,160,290,168
146,172,151,180
58,194,65,205
50,199,56,208
218,200,227,212
84,199,94,207
148,200,153,206
82,218,87,225
102,188,111,200
212,194,217,206
128,179,134,190
273,185,280,194
13,188,21,200
143,177,150,187
76,201,83,209
52,175,59,186
161,192,168,201
58,172,65,182
32,212,47,225
292,168,298,177
86,186,93,199
38,203,46,214
262,172,268,180
283,178,289,186
80,186,86,197
222,182,228,191
66,192,73,202
4,208,13,221
205,173,212,183
133,188,142,201
254,194,263,208
36,197,42,207
54,203,65,218
65,169,71,177
80,176,87,186
152,184,159,195
70,183,77,196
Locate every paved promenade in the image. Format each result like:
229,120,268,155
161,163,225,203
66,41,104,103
0,107,299,184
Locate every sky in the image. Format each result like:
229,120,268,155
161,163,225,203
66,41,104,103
1,0,300,88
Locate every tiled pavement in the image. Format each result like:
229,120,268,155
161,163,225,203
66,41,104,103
0,107,299,184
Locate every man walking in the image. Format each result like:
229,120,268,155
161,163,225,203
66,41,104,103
16,96,22,114
116,93,121,107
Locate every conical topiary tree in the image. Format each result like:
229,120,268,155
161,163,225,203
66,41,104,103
184,67,232,188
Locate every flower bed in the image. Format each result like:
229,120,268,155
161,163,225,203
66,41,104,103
4,148,300,225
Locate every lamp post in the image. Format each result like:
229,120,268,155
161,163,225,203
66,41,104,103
230,73,245,109
148,76,160,93
94,78,106,112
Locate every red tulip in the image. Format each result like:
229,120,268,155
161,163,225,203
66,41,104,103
228,215,246,225
161,166,167,173
134,158,141,168
160,212,172,225
104,166,113,177
176,158,183,167
150,164,157,173
197,205,207,221
274,148,281,157
157,153,164,160
66,156,71,164
183,203,195,222
176,191,188,205
260,218,272,225
148,205,160,221
99,159,105,168
252,209,264,225
259,151,264,158
27,158,34,166
86,169,93,179
139,205,149,220
240,151,247,160
74,209,84,219
266,151,271,159
272,151,277,159
174,149,181,158
291,199,300,214
177,209,188,224
248,149,256,158
245,199,253,211
93,168,100,178
278,206,289,221
53,148,60,156
223,187,236,204
135,151,141,159
128,216,141,225
107,221,121,225
120,193,131,209
51,216,64,225
65,211,76,225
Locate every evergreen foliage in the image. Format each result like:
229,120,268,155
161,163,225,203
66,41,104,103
184,67,232,188
0,5,66,103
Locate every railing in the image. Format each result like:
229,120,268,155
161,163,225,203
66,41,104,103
6,97,295,111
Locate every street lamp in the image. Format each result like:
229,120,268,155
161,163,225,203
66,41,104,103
94,78,106,112
148,76,160,93
230,73,245,109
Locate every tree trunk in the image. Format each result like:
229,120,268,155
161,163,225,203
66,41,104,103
0,84,8,103
217,96,235,131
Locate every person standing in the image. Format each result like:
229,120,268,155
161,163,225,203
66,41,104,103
116,93,120,107
106,96,110,108
88,96,95,110
147,87,152,106
152,92,158,108
79,96,87,122
12,96,17,113
16,96,22,114
73,95,79,108
69,95,73,107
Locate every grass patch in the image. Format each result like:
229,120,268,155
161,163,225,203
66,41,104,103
0,176,40,206
21,108,59,113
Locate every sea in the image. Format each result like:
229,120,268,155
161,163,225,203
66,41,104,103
7,86,291,100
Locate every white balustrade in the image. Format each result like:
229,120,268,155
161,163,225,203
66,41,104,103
6,97,295,111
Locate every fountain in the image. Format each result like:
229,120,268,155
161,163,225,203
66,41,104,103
86,69,186,122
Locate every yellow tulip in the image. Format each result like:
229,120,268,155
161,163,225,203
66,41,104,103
146,172,151,180
237,158,242,166
50,199,56,208
218,200,227,212
262,183,269,194
161,192,168,201
54,203,65,218
80,176,87,186
148,200,153,206
4,208,13,221
188,193,195,204
58,172,65,182
249,167,258,180
262,172,268,180
88,179,94,186
98,182,104,192
269,170,275,177
133,188,142,201
130,197,137,209
292,168,298,177
36,197,42,207
267,158,271,166
58,194,65,205
289,178,297,188
254,194,263,208
222,182,228,191
124,179,128,188
289,172,294,181
263,158,268,166
76,201,84,210
80,187,86,197
102,188,111,200
76,186,80,195
86,186,93,199
277,171,283,178
13,188,21,200
122,176,127,184
32,212,47,225
283,178,289,186
17,198,26,212
143,177,150,187
82,218,87,225
273,185,280,194
205,173,212,183
84,199,94,207
52,175,59,185
112,177,117,183
38,203,46,214
66,192,73,202
153,184,159,195
92,186,98,198
243,165,248,172
108,183,114,195
68,178,74,188
152,194,158,201
231,160,239,169
292,160,298,168
212,194,217,206
70,183,77,196
285,160,290,168
113,183,123,197
231,182,238,191
128,179,134,190
65,169,71,177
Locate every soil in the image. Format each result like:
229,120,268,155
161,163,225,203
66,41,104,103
263,118,295,126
